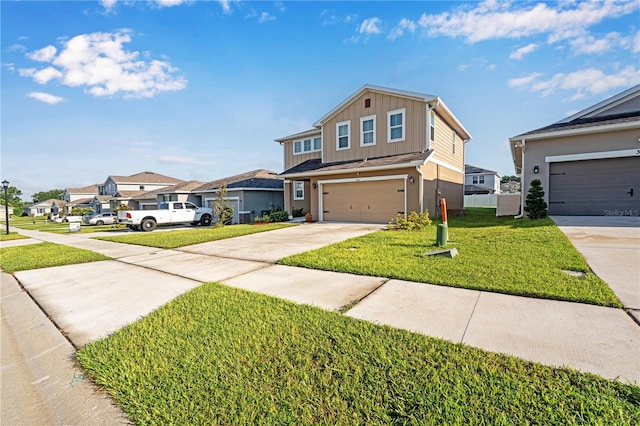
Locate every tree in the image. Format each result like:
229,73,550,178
501,175,521,184
212,183,234,227
71,207,94,216
32,189,63,203
5,186,25,209
524,179,548,219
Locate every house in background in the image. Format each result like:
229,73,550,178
464,165,501,195
276,84,472,223
62,184,99,202
99,171,184,196
22,199,61,216
192,169,284,224
0,204,13,220
128,180,206,210
510,84,640,216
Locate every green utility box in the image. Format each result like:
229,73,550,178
436,223,448,247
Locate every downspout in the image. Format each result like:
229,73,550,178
514,139,526,219
416,165,424,213
426,99,440,216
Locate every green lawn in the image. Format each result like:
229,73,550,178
0,242,109,273
78,283,640,425
0,232,28,241
95,223,293,249
7,216,125,234
279,208,620,307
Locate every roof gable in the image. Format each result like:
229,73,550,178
465,164,499,175
107,171,184,185
194,169,283,192
313,84,436,127
556,84,640,124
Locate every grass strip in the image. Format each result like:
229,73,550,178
78,283,639,425
0,232,29,241
278,209,620,307
94,223,293,249
0,242,109,273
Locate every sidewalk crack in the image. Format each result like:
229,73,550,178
461,292,482,343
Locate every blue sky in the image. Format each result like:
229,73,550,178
2,0,639,200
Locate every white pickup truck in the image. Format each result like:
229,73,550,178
118,201,214,231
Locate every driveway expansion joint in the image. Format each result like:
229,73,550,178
461,291,482,343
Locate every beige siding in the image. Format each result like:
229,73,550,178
421,162,464,216
284,181,311,216
323,91,427,163
430,112,465,171
283,141,322,169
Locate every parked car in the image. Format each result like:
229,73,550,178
85,212,117,226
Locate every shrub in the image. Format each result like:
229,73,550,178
254,215,272,223
269,210,289,222
524,179,548,219
291,207,304,218
388,211,432,231
305,212,313,222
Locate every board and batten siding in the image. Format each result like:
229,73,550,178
283,140,322,169
430,112,465,172
322,91,428,163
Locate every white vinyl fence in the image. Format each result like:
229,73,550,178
464,194,497,208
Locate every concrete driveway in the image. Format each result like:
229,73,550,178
552,216,640,317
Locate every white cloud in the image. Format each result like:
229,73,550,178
360,17,382,35
218,0,232,14
99,0,117,12
258,12,276,23
512,66,640,99
388,18,416,40
508,72,543,88
155,0,188,7
569,32,621,55
8,43,27,52
28,92,65,104
418,0,639,44
509,43,539,60
19,30,187,99
26,45,57,62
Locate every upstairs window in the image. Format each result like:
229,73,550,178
430,111,436,141
337,121,350,150
293,181,304,200
293,137,321,155
139,185,145,190
360,115,376,146
472,176,485,184
387,108,405,143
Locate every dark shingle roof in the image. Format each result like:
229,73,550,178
108,171,184,184
281,151,433,176
194,169,283,192
465,164,498,175
515,111,640,138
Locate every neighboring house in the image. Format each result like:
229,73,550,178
129,180,206,210
510,84,640,216
89,195,112,214
276,84,472,223
98,171,184,196
192,169,284,224
63,196,95,214
23,199,61,216
62,184,99,202
500,181,521,194
464,165,501,194
0,204,13,221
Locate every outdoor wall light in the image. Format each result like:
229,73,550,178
409,176,415,184
312,182,317,189
533,165,540,174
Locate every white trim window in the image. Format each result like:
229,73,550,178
293,137,322,155
387,108,405,143
472,175,485,184
336,120,350,150
293,181,304,200
360,114,376,147
430,111,436,142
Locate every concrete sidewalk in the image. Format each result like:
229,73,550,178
1,273,129,425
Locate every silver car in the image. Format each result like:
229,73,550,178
85,212,117,226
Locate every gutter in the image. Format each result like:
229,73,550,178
279,158,429,180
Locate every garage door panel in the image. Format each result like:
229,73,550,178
323,180,405,223
549,157,640,216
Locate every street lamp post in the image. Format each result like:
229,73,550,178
2,180,9,235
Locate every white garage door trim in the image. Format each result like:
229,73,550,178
317,174,408,222
545,148,640,163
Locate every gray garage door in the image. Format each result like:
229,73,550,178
548,157,640,216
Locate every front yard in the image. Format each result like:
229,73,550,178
278,208,621,307
0,242,109,273
78,282,639,424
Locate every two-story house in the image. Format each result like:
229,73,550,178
276,85,472,223
464,165,501,195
